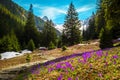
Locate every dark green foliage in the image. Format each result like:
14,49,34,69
41,20,57,47
99,28,113,49
0,35,12,52
62,2,81,46
0,4,24,39
83,13,97,40
0,31,20,52
27,39,35,51
57,37,62,48
95,0,106,36
24,4,40,48
48,41,55,50
96,0,120,48
104,0,120,39
26,54,31,63
62,45,67,51
10,31,20,51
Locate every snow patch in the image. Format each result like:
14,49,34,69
0,50,32,60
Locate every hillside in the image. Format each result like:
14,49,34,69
0,42,120,80
0,0,44,30
0,0,61,35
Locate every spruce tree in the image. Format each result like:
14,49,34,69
84,13,97,40
24,4,40,47
27,39,35,51
41,20,57,47
95,0,106,37
10,31,20,51
0,31,20,52
62,2,81,46
99,28,113,49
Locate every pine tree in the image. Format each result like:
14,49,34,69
27,39,35,51
99,28,113,49
41,20,57,47
62,2,81,46
24,4,40,47
95,0,106,37
10,31,20,51
103,0,120,39
0,31,20,52
86,13,97,40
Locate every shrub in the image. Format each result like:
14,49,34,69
48,41,55,50
62,45,67,51
27,39,35,51
26,54,31,63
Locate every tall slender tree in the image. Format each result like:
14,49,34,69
41,20,57,47
62,2,81,46
95,0,106,37
24,4,40,48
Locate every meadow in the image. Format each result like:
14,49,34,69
24,46,120,80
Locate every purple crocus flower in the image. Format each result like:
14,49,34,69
57,75,62,80
68,77,72,80
96,50,103,57
65,62,72,68
56,63,62,69
112,55,119,59
82,52,91,62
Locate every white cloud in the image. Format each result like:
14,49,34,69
39,4,95,20
77,5,95,13
40,7,66,20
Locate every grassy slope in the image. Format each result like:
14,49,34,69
0,42,99,70
26,46,120,80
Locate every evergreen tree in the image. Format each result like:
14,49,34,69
27,39,35,51
24,4,40,47
95,0,106,37
83,13,97,40
103,0,120,39
9,31,20,51
99,28,113,49
41,20,57,47
0,31,20,52
0,35,12,52
62,2,81,46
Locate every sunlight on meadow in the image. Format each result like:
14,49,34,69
24,47,120,80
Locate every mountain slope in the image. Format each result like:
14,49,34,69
0,0,45,31
0,0,61,35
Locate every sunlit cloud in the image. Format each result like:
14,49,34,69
40,7,66,20
77,5,95,12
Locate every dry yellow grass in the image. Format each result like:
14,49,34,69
0,41,99,70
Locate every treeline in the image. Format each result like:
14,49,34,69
0,2,82,52
0,0,120,52
0,4,58,52
83,0,120,49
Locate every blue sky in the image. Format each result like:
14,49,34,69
12,0,97,25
